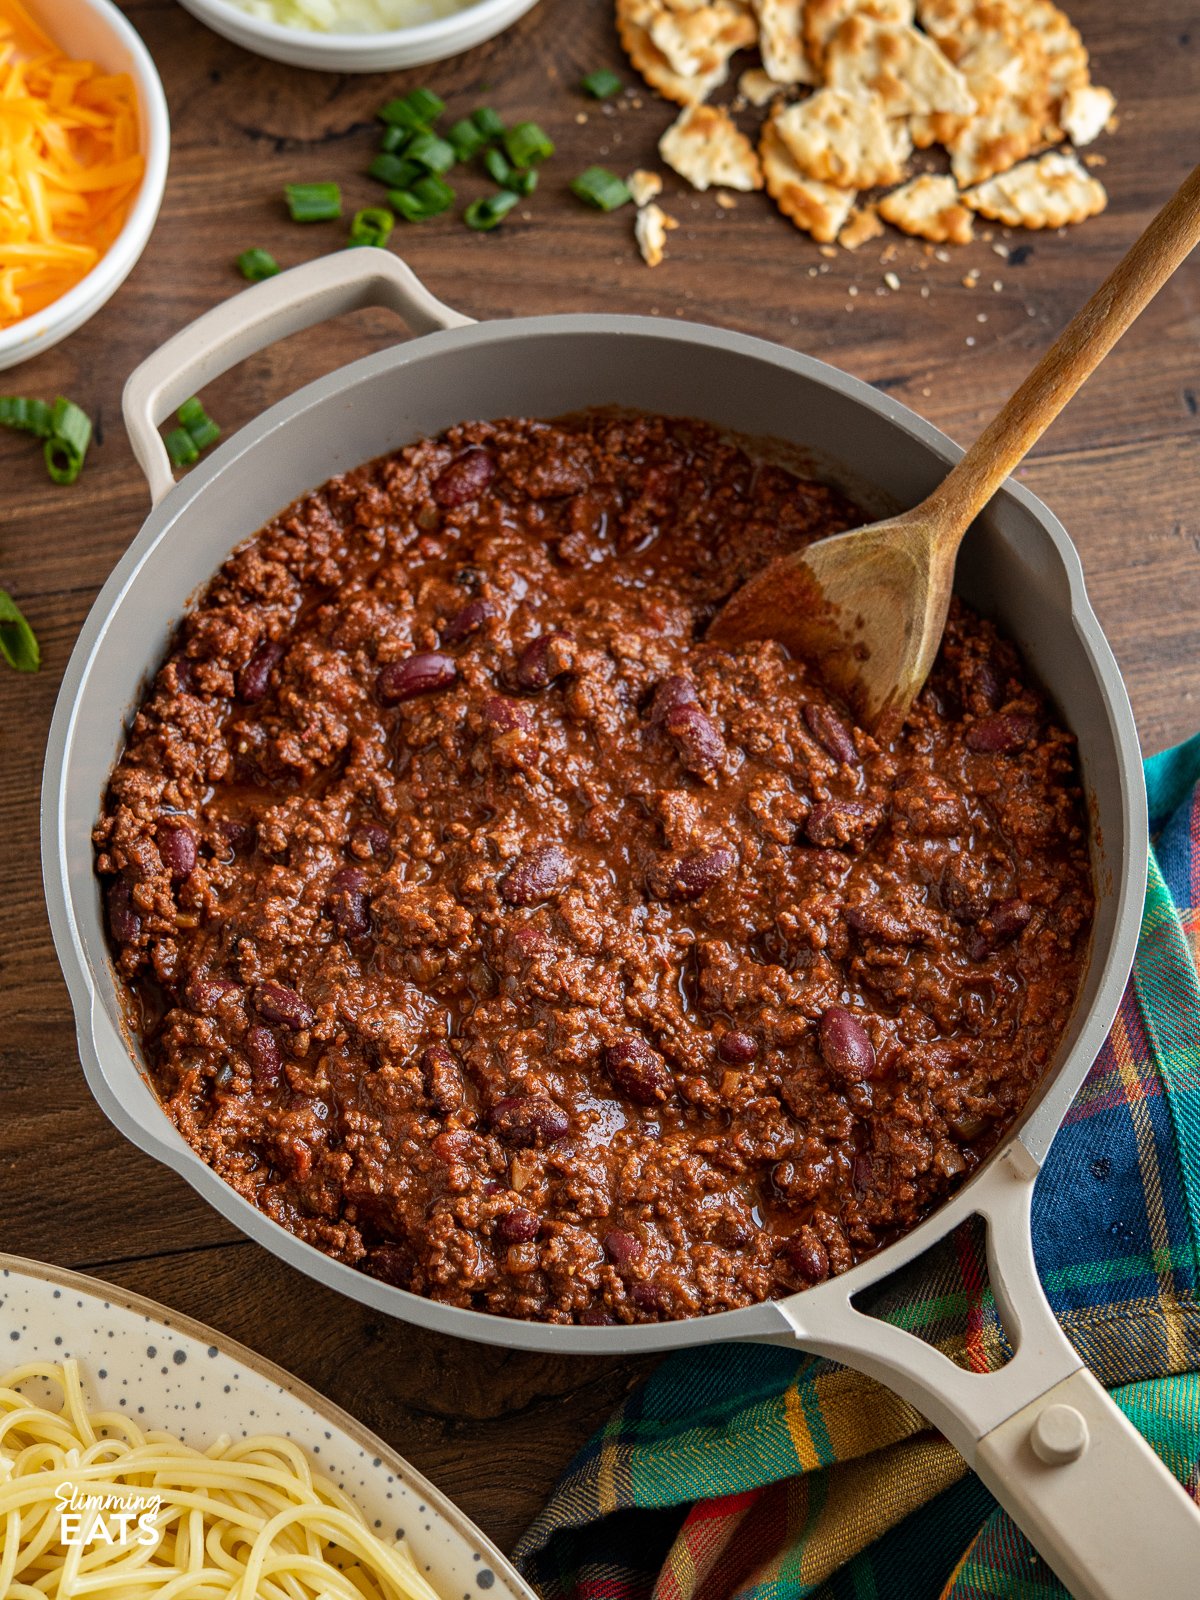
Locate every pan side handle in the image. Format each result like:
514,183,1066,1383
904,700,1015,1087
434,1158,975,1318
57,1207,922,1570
773,1142,1200,1599
122,251,472,506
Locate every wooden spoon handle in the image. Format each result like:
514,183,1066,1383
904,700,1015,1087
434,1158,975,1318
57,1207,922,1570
927,161,1200,539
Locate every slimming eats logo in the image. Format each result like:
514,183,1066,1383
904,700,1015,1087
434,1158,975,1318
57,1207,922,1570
55,1485,162,1548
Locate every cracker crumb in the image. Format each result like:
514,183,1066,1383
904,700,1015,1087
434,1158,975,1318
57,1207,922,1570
992,278,1003,290
884,270,901,289
716,192,738,209
819,243,838,257
920,284,930,297
848,284,858,295
575,112,588,125
992,243,1008,257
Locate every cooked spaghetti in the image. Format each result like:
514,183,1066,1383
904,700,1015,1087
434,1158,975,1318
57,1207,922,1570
0,0,146,329
0,1359,445,1599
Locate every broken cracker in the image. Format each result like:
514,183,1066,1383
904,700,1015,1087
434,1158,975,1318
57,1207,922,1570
647,0,759,80
739,65,785,103
616,0,736,103
802,0,913,69
915,0,1020,64
635,201,679,265
773,88,909,187
660,103,764,190
760,117,857,241
627,168,665,205
839,203,885,248
752,0,817,82
965,149,1106,227
1061,82,1115,146
948,87,1052,186
825,17,977,117
878,173,974,242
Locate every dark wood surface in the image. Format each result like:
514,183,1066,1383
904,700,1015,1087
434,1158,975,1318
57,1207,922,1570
1,0,1198,1556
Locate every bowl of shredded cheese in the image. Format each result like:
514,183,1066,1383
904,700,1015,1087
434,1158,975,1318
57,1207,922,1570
173,0,541,72
0,0,169,372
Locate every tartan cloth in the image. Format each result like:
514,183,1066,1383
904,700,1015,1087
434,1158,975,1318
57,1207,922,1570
514,733,1200,1600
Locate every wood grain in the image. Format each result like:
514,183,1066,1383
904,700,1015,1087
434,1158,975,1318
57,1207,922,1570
1,0,1198,1555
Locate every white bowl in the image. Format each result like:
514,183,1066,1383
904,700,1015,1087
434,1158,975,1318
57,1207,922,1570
0,0,169,373
0,1251,536,1600
173,0,540,71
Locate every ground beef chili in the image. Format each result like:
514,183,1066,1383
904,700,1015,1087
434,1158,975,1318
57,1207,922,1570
94,413,1094,1325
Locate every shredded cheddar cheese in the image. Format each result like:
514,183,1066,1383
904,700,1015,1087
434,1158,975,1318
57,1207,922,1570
0,0,145,329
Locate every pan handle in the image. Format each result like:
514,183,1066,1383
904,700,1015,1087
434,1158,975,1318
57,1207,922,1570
775,1142,1200,1598
122,251,473,506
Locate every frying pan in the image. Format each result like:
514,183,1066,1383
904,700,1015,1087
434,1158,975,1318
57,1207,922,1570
42,250,1200,1596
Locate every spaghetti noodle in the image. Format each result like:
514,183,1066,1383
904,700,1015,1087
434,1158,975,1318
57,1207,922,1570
0,1359,447,1600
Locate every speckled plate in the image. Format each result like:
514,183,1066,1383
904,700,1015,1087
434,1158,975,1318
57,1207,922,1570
0,1252,535,1600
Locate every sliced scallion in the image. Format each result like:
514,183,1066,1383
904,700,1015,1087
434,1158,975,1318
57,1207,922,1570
570,165,631,211
0,395,52,437
236,248,280,282
403,87,445,124
507,168,538,196
379,124,410,154
348,206,395,248
405,130,456,174
389,175,455,222
165,427,199,468
471,106,505,141
43,397,91,485
503,120,554,168
178,397,221,452
284,182,341,222
447,117,486,161
368,152,421,189
377,87,444,130
464,190,519,231
580,68,623,99
0,590,39,673
482,146,513,187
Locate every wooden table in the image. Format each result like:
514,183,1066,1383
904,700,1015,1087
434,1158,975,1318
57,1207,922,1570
2,0,1198,1556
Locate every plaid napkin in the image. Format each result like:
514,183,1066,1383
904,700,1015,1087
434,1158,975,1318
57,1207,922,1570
515,733,1200,1600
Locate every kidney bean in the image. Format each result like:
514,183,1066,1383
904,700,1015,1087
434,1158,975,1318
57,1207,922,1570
186,972,239,1014
256,981,314,1031
629,1281,668,1313
804,800,880,851
939,856,990,923
514,631,575,691
965,713,1036,754
844,902,928,946
488,1094,569,1147
496,1207,540,1245
656,845,736,902
718,1030,759,1065
350,821,390,859
237,640,284,704
804,703,857,765
780,1228,829,1285
973,659,1005,710
664,703,725,778
441,598,495,646
604,1036,674,1105
970,897,1033,959
366,1243,413,1288
432,1128,473,1162
432,448,495,507
602,1228,644,1268
421,1043,464,1114
648,674,699,724
818,1007,876,1082
852,1151,874,1198
245,1024,282,1091
579,1306,617,1325
219,818,254,855
157,822,197,881
171,654,195,694
482,695,532,734
376,652,457,706
329,867,370,940
106,878,141,945
501,844,571,906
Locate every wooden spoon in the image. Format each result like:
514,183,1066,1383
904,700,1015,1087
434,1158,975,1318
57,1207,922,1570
709,162,1200,735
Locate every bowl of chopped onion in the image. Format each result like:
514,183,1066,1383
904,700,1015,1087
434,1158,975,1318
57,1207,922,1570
173,0,541,73
0,0,169,372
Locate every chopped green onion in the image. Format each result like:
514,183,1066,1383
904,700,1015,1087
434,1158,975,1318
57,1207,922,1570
471,106,505,141
570,165,632,211
368,153,421,189
482,146,513,187
580,68,623,99
464,190,519,231
236,248,280,282
284,182,341,222
379,124,410,153
0,395,52,437
0,590,39,672
404,86,445,124
507,167,538,196
178,397,221,452
43,397,91,485
348,206,395,248
405,130,456,174
447,117,486,161
165,427,199,468
504,120,554,168
377,87,444,130
388,174,455,221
